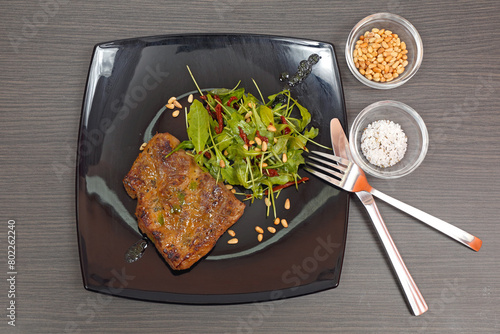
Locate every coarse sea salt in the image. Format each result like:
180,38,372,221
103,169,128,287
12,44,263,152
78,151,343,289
361,119,407,168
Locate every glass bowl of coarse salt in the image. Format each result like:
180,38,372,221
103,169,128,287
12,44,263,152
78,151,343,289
349,100,428,179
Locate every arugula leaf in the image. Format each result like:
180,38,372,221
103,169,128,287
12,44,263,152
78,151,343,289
187,100,210,153
259,105,274,128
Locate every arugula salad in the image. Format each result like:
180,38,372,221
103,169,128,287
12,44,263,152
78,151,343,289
170,68,326,216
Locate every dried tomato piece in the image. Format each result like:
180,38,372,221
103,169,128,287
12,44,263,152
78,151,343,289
263,168,279,177
255,130,269,143
215,103,224,134
227,96,238,107
280,115,291,134
205,103,216,120
238,126,250,146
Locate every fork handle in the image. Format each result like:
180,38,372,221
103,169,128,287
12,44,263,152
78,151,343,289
370,189,482,251
357,192,428,316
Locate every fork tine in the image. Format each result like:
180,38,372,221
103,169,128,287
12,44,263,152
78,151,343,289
306,160,345,179
308,154,348,173
304,167,343,188
310,151,351,166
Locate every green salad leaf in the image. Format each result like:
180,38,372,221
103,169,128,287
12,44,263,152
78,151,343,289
181,75,328,216
186,99,210,153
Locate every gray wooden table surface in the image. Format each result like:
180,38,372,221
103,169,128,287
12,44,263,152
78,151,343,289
1,0,499,333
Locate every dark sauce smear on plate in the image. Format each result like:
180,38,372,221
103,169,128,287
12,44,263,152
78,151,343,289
280,53,321,88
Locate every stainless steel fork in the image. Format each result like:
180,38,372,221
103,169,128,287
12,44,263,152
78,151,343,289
305,151,482,252
305,151,428,315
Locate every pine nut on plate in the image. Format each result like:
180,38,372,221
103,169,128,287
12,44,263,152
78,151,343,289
284,198,290,210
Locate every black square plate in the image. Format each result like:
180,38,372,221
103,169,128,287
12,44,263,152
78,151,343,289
76,34,349,304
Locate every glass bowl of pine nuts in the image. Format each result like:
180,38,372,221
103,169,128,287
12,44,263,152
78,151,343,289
345,13,423,89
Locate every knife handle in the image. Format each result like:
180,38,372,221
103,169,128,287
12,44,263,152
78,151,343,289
370,189,482,251
356,192,428,316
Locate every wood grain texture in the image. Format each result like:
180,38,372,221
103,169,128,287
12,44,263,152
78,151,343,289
1,0,499,333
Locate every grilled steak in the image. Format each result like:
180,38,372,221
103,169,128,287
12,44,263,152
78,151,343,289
123,133,245,270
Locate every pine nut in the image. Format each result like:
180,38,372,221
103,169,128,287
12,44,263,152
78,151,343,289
262,162,268,167
231,189,236,194
187,94,194,103
225,184,233,190
258,234,263,242
227,238,238,244
168,96,176,104
219,160,225,168
353,28,409,83
255,136,262,146
262,141,268,152
173,100,182,109
267,227,276,234
281,219,288,228
255,226,264,234
265,197,271,207
172,110,180,117
140,142,147,151
228,229,235,237
267,124,277,132
284,198,290,210
282,153,288,163
274,217,280,225
166,103,175,109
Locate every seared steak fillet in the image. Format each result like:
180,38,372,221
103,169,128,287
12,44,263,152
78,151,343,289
123,133,245,270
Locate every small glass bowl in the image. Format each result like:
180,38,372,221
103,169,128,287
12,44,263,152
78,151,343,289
345,13,423,89
349,100,428,179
